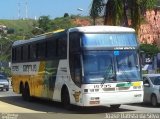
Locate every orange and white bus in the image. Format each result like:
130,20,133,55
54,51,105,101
12,26,143,109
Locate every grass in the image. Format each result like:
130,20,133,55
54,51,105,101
0,19,37,34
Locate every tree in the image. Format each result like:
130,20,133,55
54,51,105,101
140,44,159,56
51,17,76,30
90,0,157,31
104,0,124,26
38,16,51,32
31,27,44,35
132,0,156,31
156,0,160,5
64,13,69,17
90,0,104,25
7,28,15,34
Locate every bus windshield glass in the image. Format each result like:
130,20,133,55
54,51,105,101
116,51,140,82
81,33,137,47
82,51,141,84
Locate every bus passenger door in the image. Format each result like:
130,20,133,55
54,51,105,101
70,54,82,88
69,54,82,104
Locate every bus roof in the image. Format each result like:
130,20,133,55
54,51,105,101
13,26,135,47
12,29,65,47
69,25,135,33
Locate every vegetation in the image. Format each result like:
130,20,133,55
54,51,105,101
140,44,159,56
0,19,36,36
90,0,157,31
90,0,104,25
38,16,51,32
157,0,160,5
0,15,86,64
64,13,69,18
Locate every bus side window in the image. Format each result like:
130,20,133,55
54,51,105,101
57,35,67,59
16,46,21,62
23,45,28,61
30,44,37,60
28,45,30,60
37,42,46,60
69,32,80,52
46,38,56,59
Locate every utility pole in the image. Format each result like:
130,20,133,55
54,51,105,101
17,0,29,19
25,0,28,19
18,2,21,19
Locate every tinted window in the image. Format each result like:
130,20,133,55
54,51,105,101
28,45,30,59
69,54,82,87
37,42,46,60
23,45,28,61
149,76,160,85
58,36,67,59
12,48,16,62
46,35,67,59
69,32,82,87
69,32,80,52
16,47,21,61
46,38,57,59
21,46,23,60
30,44,37,60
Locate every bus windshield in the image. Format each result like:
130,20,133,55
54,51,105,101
82,50,141,84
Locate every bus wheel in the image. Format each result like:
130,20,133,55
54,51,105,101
19,82,24,94
25,84,32,101
22,86,26,100
22,83,32,101
61,88,71,109
110,104,121,109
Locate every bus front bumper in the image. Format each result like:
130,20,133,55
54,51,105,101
82,90,143,106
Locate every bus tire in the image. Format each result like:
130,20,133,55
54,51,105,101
19,82,24,94
25,83,32,101
22,86,26,100
22,83,32,101
61,87,71,110
110,104,121,109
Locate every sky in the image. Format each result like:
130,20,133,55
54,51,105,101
0,0,92,19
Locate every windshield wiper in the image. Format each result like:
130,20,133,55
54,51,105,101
101,64,115,85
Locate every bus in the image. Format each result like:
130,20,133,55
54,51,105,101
11,26,143,109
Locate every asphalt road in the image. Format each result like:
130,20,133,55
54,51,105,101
0,86,160,119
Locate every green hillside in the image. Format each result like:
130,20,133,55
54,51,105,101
0,19,37,34
0,16,91,61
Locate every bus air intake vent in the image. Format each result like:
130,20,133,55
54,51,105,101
118,87,130,90
102,88,115,91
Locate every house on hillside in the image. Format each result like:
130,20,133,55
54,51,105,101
0,25,7,34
